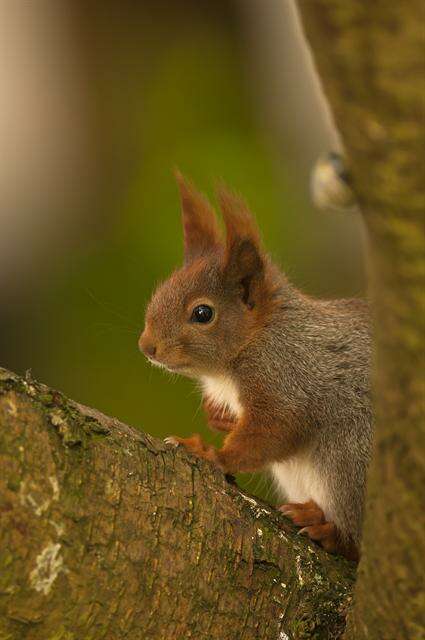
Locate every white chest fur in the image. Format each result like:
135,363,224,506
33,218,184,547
270,456,332,520
201,375,243,418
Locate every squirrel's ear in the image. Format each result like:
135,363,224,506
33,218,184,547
218,187,265,309
175,171,221,264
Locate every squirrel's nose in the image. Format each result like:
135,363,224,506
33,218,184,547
144,342,157,357
138,331,157,358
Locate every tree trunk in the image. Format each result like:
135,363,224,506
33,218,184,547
0,367,355,640
296,2,425,639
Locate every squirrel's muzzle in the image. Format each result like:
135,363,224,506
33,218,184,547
138,330,157,358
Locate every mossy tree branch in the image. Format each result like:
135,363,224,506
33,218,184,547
0,367,354,640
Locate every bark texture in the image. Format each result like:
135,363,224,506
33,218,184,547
0,367,355,640
297,3,425,639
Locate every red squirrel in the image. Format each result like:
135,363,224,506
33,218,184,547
139,173,372,561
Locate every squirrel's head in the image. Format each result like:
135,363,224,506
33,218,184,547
139,172,277,377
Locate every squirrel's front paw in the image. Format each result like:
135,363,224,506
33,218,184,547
164,433,216,462
203,398,237,433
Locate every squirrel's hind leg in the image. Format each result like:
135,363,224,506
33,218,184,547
279,500,325,527
279,500,359,562
303,522,359,562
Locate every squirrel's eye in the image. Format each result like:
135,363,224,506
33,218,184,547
191,304,214,324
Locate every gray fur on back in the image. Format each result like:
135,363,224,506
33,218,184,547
232,282,372,545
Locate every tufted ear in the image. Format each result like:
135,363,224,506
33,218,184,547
175,171,221,264
218,187,265,309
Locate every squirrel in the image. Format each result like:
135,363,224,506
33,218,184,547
139,172,372,561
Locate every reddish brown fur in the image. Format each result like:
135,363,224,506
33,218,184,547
219,187,281,320
203,397,236,433
279,500,359,561
140,174,371,562
175,410,302,475
218,187,262,255
140,179,283,374
145,179,301,472
175,171,221,263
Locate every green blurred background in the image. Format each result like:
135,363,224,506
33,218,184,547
0,0,365,501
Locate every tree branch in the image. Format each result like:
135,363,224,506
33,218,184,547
0,367,355,639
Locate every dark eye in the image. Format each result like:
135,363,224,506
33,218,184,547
191,304,214,324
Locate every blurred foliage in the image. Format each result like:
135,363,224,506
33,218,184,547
0,4,364,501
